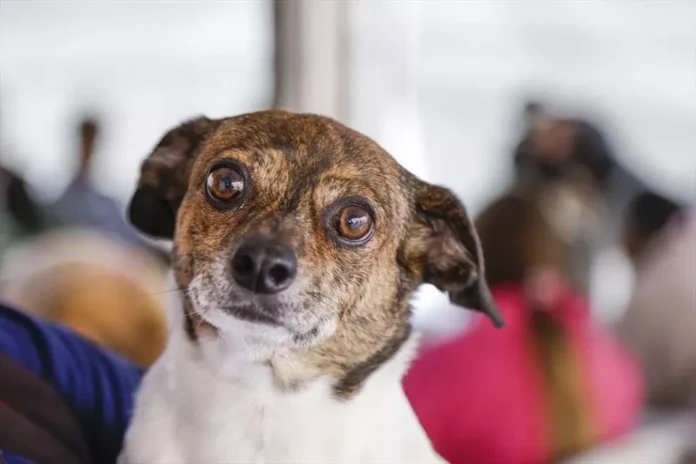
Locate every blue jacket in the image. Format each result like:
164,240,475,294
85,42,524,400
0,304,143,464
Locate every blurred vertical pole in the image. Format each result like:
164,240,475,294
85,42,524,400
273,0,347,121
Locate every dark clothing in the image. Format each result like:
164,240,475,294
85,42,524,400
0,304,143,464
0,354,90,464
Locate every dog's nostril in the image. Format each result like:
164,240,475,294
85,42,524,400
268,263,290,286
232,253,255,276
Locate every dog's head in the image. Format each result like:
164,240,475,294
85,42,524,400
129,110,502,395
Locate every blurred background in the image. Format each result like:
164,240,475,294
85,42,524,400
1,1,694,463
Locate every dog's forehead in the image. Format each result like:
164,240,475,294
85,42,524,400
206,113,391,168
197,111,410,203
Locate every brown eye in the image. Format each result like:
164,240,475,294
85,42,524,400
206,165,244,206
335,205,374,242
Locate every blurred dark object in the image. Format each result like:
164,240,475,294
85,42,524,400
682,445,696,464
1,102,47,254
622,191,683,262
50,115,147,248
0,353,91,464
617,192,695,409
78,117,99,179
0,303,142,464
2,167,44,233
515,106,615,188
0,165,48,255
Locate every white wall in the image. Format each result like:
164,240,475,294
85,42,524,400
0,1,274,203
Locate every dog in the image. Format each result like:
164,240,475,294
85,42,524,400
119,110,503,464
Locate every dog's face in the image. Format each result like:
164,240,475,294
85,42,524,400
129,110,501,395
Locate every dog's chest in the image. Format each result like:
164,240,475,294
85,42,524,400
173,380,365,463
122,349,423,464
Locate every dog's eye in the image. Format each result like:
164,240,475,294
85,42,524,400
335,205,374,242
206,166,244,205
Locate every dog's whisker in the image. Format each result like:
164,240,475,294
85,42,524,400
137,287,187,297
194,316,204,333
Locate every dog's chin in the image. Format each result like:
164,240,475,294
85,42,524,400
186,273,335,351
195,302,334,351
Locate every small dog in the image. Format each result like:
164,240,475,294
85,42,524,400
119,110,503,464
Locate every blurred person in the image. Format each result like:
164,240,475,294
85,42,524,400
511,102,650,292
0,228,169,368
618,191,696,408
50,116,147,249
403,194,642,464
514,103,616,191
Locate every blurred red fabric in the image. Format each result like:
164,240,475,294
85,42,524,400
403,284,643,464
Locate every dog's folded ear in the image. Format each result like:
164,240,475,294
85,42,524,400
128,117,220,239
407,181,504,328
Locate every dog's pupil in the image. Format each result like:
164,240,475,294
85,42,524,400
335,205,372,241
217,175,239,197
207,166,244,201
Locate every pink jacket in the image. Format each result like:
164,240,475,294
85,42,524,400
403,284,643,464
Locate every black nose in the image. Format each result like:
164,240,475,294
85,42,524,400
230,237,298,294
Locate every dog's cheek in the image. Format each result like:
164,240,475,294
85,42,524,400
173,201,214,279
172,205,195,284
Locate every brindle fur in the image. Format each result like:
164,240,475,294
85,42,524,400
128,110,501,398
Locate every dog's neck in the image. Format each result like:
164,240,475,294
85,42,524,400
164,281,418,396
166,317,419,396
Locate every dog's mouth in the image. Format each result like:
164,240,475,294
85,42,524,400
199,299,327,346
220,300,281,327
186,268,333,346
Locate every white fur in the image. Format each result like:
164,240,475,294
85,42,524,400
120,277,445,464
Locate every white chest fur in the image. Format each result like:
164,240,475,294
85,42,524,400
119,329,443,464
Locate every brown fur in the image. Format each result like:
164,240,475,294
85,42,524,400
128,110,502,397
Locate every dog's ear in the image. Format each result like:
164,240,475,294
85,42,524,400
407,181,504,328
128,117,220,239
